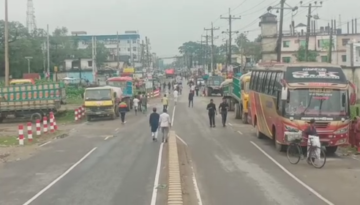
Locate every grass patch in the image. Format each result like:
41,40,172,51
55,111,77,123
0,136,19,146
67,97,83,105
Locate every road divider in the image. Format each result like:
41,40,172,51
168,130,183,204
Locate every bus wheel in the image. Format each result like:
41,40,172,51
326,146,338,155
256,123,264,139
273,128,286,152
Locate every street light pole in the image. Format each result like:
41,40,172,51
25,57,33,73
4,0,10,86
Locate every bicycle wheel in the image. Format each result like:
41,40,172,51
287,143,301,164
310,146,326,169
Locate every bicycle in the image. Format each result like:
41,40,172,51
286,135,327,169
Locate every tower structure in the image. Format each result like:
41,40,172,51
259,13,278,61
26,0,36,33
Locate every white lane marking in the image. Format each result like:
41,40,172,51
228,123,233,126
104,136,110,140
23,147,97,205
171,104,176,126
115,128,119,132
250,141,334,205
237,130,243,135
191,164,203,205
39,141,51,147
150,143,164,205
176,134,188,146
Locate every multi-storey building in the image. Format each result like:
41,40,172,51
259,13,360,66
71,31,141,67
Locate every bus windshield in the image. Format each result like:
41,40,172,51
286,88,348,117
108,81,126,88
85,89,112,101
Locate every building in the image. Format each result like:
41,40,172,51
72,31,142,67
259,13,360,66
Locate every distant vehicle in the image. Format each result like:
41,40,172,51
165,68,175,78
249,62,356,154
206,75,224,96
107,76,133,109
83,86,121,121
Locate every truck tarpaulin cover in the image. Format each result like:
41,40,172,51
165,69,175,75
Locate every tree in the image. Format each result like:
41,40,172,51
295,47,318,62
79,42,110,67
235,33,262,63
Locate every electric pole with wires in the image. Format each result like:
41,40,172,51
221,8,240,66
267,0,298,62
204,22,219,73
202,34,210,70
300,1,322,61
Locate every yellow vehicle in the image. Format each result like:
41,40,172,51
84,87,121,121
10,79,35,85
239,72,251,123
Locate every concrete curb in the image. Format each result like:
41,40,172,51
168,131,183,205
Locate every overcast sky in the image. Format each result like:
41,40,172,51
1,0,357,57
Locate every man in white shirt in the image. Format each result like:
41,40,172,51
159,109,171,143
133,97,140,115
173,89,179,105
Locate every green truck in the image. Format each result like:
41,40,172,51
221,78,241,113
0,82,66,122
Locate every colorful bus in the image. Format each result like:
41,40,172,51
248,62,355,154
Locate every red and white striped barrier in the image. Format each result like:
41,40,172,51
75,109,79,121
49,115,54,132
147,89,160,98
36,119,41,136
43,116,48,133
18,125,24,145
27,122,33,142
82,105,85,117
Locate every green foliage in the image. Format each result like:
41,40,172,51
295,47,318,62
0,21,109,78
65,86,84,104
235,33,262,63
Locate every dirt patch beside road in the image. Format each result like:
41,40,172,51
177,139,200,205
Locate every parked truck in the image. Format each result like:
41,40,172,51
0,82,66,122
107,76,134,109
220,72,251,123
83,86,121,121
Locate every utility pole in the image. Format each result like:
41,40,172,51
4,0,9,85
141,40,146,68
328,19,333,63
268,1,298,62
145,37,150,69
202,34,210,70
46,24,50,79
301,1,322,61
25,57,32,73
221,8,240,66
196,36,205,68
116,32,120,69
204,22,219,73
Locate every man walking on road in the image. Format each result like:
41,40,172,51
173,89,179,105
118,100,129,124
188,92,194,107
159,109,171,143
219,98,229,127
133,96,140,115
162,94,169,110
149,107,160,141
206,99,217,127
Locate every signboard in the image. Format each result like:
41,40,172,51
285,67,347,83
123,67,135,73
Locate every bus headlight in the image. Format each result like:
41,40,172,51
334,127,348,134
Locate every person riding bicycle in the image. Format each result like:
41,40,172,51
303,119,317,136
303,119,318,162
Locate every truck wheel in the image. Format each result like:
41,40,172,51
242,112,248,124
87,116,92,121
235,104,241,119
31,113,42,123
0,117,4,123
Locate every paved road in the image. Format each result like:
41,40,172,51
172,85,346,205
0,101,170,205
